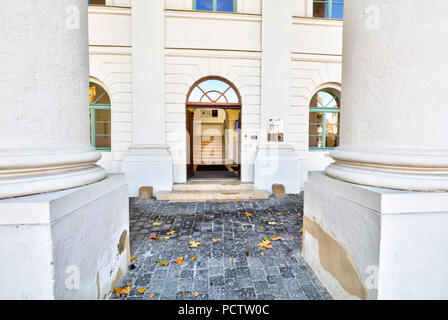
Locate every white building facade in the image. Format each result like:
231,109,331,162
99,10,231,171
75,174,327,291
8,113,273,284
88,0,344,196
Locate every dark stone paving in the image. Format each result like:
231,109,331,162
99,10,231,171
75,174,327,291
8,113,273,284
110,194,332,300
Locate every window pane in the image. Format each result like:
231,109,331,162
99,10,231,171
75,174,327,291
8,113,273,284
309,112,324,148
217,0,234,12
313,1,327,18
196,0,213,11
326,135,339,148
332,1,344,19
94,109,111,149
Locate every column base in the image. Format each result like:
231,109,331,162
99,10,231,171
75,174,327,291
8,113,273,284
0,174,129,300
303,172,448,300
122,144,173,197
254,144,300,194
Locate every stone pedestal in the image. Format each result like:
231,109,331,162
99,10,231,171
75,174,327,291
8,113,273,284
0,175,130,300
122,0,173,194
303,0,448,300
303,172,448,300
254,144,300,194
0,1,129,299
122,144,173,197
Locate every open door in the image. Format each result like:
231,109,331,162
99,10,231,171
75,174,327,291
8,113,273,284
186,110,194,179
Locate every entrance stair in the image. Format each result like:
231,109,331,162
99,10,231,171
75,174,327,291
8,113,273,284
156,180,270,202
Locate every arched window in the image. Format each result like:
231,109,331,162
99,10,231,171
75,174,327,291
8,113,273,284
313,0,344,19
193,0,236,13
89,82,111,151
187,77,241,108
309,88,340,150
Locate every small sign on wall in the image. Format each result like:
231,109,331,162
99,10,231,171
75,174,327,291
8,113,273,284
268,119,284,142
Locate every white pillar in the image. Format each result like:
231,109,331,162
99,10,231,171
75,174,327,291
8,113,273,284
122,0,173,196
303,0,448,300
0,0,106,199
0,0,129,299
325,0,448,192
254,0,300,194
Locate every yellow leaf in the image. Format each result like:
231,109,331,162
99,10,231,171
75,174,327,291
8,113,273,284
137,287,147,294
150,235,157,240
258,240,273,249
244,212,252,217
192,256,197,261
130,256,136,261
277,213,282,216
299,228,303,233
194,292,200,297
149,293,155,298
175,257,185,266
189,241,201,248
167,231,176,235
272,236,283,241
165,236,170,239
152,222,160,226
126,282,132,286
148,243,153,247
268,222,276,225
229,258,232,261
113,285,131,297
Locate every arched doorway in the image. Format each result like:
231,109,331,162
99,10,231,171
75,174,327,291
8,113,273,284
186,76,242,180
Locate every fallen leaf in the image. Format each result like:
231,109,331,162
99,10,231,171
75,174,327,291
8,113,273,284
150,235,157,240
229,258,232,261
152,222,160,226
277,213,282,216
194,292,200,297
244,212,253,217
113,285,131,297
244,227,248,230
167,231,176,235
189,241,201,248
236,198,240,202
299,228,303,233
291,237,295,240
260,252,265,256
130,256,137,261
272,236,283,241
258,240,273,249
258,226,264,229
164,236,170,239
263,237,271,241
182,291,188,296
126,282,132,286
192,256,197,261
268,222,276,225
297,213,302,217
149,293,155,298
156,238,163,242
137,287,147,294
148,243,153,247
175,257,185,266
212,239,218,243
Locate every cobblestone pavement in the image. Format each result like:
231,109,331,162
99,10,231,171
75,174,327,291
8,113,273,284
110,194,332,300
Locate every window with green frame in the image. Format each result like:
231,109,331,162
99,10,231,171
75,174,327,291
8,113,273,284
89,82,111,151
309,88,340,150
193,0,237,12
313,0,344,19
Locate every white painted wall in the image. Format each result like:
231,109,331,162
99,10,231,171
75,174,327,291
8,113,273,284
87,1,343,188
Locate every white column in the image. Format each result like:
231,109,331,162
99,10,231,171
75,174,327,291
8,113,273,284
325,0,448,192
0,0,129,299
0,0,106,199
254,0,300,194
122,0,173,196
303,0,448,300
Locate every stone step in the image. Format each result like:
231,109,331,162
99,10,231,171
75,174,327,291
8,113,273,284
173,182,254,192
156,189,270,202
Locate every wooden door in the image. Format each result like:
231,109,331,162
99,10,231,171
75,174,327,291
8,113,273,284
237,111,242,178
186,110,194,179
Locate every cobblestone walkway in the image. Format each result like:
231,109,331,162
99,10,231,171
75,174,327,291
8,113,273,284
111,194,332,300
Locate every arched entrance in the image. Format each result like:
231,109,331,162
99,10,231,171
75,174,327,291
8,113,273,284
186,76,242,180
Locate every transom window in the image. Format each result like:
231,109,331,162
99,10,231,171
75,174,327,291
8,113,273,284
89,82,111,151
187,77,241,108
309,88,340,150
313,0,344,19
193,0,237,13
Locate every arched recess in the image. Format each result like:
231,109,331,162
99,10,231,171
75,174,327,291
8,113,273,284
89,77,112,151
308,82,341,151
186,76,242,179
